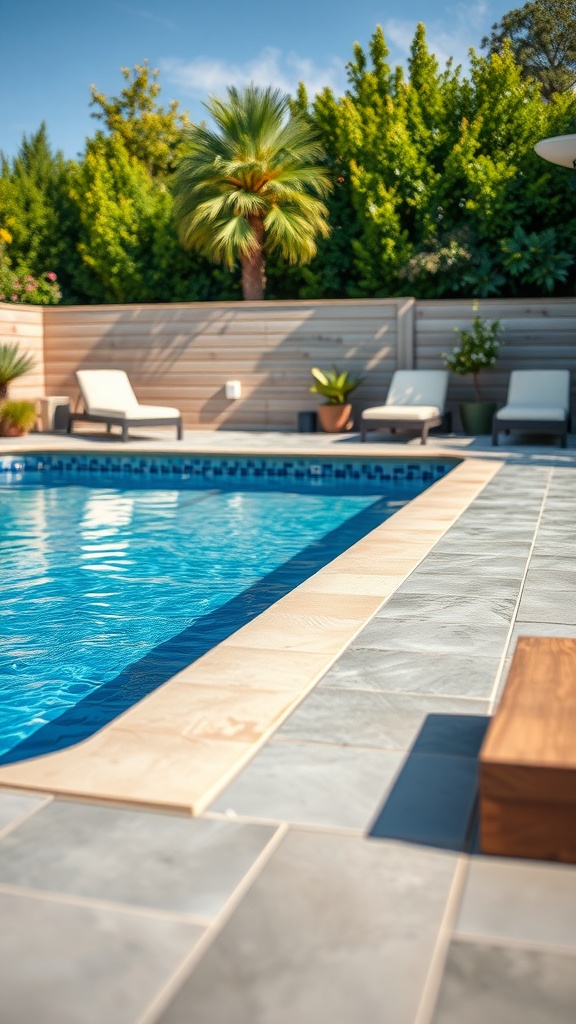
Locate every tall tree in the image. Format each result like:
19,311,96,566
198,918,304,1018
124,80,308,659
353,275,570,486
69,135,221,303
482,0,576,99
89,60,190,177
0,124,78,300
172,85,332,300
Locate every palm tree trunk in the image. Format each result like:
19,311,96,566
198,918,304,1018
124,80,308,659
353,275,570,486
241,216,266,300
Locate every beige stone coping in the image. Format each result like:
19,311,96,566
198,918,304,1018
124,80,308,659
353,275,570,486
0,453,502,813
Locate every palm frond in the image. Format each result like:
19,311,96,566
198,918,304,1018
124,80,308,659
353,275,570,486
172,85,333,272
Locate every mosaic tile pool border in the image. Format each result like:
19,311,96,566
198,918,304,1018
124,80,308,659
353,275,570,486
0,452,456,488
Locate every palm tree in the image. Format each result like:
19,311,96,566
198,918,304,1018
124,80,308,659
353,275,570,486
172,86,332,300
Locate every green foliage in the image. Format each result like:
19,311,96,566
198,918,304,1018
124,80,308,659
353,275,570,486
309,366,364,405
173,85,332,299
0,342,35,400
482,0,576,99
89,61,190,177
5,26,576,304
0,399,37,434
443,313,503,399
0,125,76,300
0,266,61,305
68,132,219,303
500,225,573,291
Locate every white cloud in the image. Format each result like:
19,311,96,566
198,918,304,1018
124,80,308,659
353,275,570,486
160,47,345,103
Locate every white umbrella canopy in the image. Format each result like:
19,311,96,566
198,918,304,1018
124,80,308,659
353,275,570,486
534,134,576,167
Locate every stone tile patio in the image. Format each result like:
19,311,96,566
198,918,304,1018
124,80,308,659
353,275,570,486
1,431,576,1023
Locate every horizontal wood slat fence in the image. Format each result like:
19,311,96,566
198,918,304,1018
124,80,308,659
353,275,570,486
0,306,45,402
1,298,575,431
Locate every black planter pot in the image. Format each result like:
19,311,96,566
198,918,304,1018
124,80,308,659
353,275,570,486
459,402,497,436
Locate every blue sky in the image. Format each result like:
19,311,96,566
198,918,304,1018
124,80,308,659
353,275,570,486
2,0,512,161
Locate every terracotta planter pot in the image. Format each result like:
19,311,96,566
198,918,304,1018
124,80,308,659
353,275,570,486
0,424,28,437
317,404,353,433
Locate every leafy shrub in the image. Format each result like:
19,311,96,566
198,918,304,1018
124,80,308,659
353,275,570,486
0,400,37,435
443,310,503,400
0,342,36,400
309,366,364,405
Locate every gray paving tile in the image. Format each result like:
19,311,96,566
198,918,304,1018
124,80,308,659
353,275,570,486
353,618,510,657
455,856,576,950
157,830,458,1024
414,553,527,578
278,688,488,750
318,648,500,698
508,621,576,656
523,556,576,591
398,573,521,599
432,537,533,557
376,594,517,627
517,590,576,624
409,713,490,760
533,536,576,556
210,740,405,830
369,752,480,851
431,940,576,1024
447,521,537,538
0,790,47,832
0,801,275,918
0,889,203,1024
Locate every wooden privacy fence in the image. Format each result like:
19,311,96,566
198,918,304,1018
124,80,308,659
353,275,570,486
0,304,45,401
416,299,576,428
1,297,575,430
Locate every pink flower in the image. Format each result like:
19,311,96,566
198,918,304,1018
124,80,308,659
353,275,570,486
11,295,19,302
25,283,34,292
26,275,34,282
46,271,57,281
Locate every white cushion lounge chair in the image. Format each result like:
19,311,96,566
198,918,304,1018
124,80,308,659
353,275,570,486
68,370,183,442
492,370,571,448
361,370,449,445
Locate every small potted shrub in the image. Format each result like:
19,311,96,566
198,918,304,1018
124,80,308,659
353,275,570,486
0,342,36,401
0,400,37,436
309,366,364,432
443,308,503,435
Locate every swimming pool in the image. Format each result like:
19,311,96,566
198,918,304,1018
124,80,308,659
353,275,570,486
0,453,453,763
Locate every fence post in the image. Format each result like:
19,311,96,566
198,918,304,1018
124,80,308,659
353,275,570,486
396,298,416,370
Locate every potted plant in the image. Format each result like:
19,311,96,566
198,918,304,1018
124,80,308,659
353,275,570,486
443,308,503,435
0,342,36,401
0,400,37,436
309,366,364,432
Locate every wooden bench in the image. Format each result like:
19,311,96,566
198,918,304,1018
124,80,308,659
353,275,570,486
479,636,576,862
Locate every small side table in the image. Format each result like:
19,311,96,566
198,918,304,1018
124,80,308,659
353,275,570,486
40,396,70,433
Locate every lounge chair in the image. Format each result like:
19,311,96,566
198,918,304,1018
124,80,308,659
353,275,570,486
360,370,449,445
492,370,570,448
67,370,183,441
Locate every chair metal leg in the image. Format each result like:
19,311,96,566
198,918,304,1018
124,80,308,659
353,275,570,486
420,423,429,445
177,421,183,440
121,422,128,442
360,420,367,442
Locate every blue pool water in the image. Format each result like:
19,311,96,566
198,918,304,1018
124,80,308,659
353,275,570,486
0,454,453,762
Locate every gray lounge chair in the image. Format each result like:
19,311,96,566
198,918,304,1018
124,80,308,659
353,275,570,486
492,370,570,448
68,370,183,441
361,370,449,445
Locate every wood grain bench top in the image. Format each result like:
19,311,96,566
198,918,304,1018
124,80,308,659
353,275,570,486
480,636,576,861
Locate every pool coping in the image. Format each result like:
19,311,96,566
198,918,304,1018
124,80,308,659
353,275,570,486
0,443,503,813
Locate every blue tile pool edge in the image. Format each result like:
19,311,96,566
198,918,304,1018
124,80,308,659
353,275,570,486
0,451,458,488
